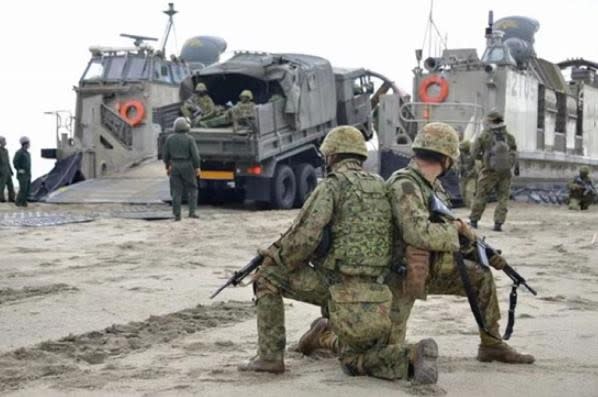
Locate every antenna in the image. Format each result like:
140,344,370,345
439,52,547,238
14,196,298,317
120,33,158,48
421,0,447,59
161,3,178,54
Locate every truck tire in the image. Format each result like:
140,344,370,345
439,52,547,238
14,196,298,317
294,163,318,207
271,164,296,209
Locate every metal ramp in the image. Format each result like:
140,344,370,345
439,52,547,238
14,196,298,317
44,161,170,204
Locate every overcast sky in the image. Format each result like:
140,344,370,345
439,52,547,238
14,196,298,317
1,0,597,179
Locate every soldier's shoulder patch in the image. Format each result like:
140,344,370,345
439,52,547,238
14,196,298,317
401,180,416,194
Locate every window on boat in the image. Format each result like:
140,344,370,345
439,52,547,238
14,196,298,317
83,60,104,81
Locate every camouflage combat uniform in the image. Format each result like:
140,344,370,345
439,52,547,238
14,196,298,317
385,161,501,347
469,124,517,226
459,141,478,208
568,167,595,210
181,93,217,121
249,158,412,380
0,142,16,202
163,118,201,220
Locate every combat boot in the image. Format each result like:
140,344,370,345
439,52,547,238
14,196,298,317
189,213,199,219
297,317,330,355
237,355,285,374
470,219,478,229
410,338,439,384
493,223,503,232
477,342,534,364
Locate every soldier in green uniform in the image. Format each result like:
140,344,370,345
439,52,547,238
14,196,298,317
0,136,16,203
469,111,518,231
568,166,595,210
181,83,217,125
163,117,201,221
459,140,478,208
238,126,439,384
298,122,534,365
13,136,31,207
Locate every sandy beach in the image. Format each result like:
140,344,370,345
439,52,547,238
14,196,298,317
0,201,597,396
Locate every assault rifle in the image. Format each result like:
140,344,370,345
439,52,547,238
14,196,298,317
210,254,263,299
429,194,537,339
209,227,332,299
574,176,597,197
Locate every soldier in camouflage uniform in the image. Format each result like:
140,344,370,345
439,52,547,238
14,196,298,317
163,117,201,221
459,141,478,208
239,126,439,384
0,136,16,202
568,166,595,210
180,83,217,125
469,111,518,231
228,90,256,128
298,122,534,365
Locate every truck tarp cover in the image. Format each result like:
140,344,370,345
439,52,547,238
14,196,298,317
199,53,336,130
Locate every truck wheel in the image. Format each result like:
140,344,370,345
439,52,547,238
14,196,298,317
294,163,317,207
271,164,296,209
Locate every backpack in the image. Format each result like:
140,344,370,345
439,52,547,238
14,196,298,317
484,130,512,171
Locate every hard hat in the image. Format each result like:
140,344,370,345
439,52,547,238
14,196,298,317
195,82,207,92
173,117,190,132
412,122,460,161
320,125,368,158
580,166,590,177
239,90,253,100
19,136,30,145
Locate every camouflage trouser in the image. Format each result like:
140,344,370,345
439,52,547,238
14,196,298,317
460,175,477,208
568,196,592,210
15,174,30,206
255,263,411,380
470,169,512,224
169,161,197,217
386,259,501,347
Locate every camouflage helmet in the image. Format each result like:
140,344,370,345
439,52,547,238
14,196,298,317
0,136,5,146
412,122,460,161
239,90,253,100
320,125,368,158
195,82,207,92
459,140,471,153
486,110,505,128
580,166,590,177
19,136,30,145
173,117,190,132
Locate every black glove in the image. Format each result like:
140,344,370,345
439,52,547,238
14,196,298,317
514,163,520,176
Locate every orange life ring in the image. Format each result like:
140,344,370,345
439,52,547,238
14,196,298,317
418,75,449,103
119,99,145,126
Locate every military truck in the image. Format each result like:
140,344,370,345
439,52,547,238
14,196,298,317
155,52,405,209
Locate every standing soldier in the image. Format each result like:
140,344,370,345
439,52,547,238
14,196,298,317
0,136,16,203
469,111,519,231
163,117,201,221
459,140,478,208
238,126,439,385
298,122,534,365
568,166,596,210
13,136,31,207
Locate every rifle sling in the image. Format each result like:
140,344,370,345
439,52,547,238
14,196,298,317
454,252,500,340
503,281,520,340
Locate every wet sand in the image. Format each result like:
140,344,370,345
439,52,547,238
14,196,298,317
0,201,597,396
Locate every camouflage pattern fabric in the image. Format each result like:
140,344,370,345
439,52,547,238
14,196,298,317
162,131,201,217
230,101,256,125
13,148,31,206
253,158,411,379
385,161,502,345
181,94,217,121
469,127,517,224
412,122,461,161
0,146,15,202
568,174,595,210
470,168,512,223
